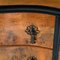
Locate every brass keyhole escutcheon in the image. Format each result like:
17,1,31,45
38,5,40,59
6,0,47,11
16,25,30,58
27,56,37,60
25,24,39,44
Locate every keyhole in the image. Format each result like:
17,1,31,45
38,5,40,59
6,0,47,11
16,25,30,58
25,24,40,44
27,56,37,60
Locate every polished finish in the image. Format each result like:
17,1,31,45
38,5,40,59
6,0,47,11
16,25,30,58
0,5,60,15
0,0,60,8
0,5,59,60
0,13,55,49
0,13,55,60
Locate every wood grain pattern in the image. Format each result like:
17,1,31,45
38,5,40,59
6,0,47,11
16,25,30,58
0,13,55,49
0,0,60,8
0,0,59,60
0,46,52,60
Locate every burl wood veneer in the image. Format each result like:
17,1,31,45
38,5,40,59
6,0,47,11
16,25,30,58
0,13,55,60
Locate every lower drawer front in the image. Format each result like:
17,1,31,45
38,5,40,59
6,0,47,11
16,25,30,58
0,46,52,60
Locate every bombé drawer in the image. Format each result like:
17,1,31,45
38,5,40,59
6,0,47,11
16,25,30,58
0,46,52,60
0,13,55,49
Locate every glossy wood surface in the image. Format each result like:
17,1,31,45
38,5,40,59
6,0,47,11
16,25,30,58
0,13,55,60
0,13,55,48
0,0,60,8
0,0,60,60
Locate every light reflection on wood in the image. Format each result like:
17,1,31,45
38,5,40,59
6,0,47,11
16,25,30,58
0,13,55,60
0,0,60,8
0,13,55,49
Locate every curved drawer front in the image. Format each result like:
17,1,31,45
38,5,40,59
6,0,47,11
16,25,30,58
0,46,52,60
0,13,55,49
